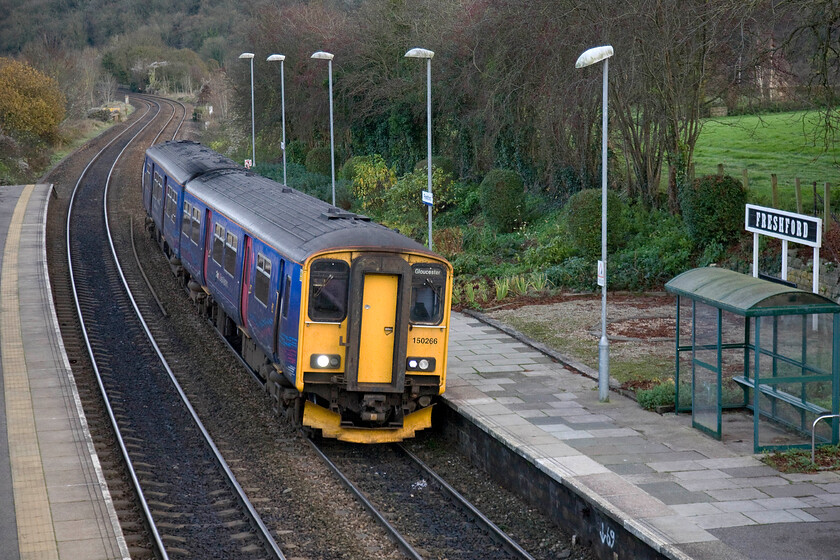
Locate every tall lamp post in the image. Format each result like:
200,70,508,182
404,47,435,250
267,54,287,185
575,45,614,403
311,51,336,206
239,52,256,167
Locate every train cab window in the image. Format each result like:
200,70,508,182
308,260,349,322
212,224,225,264
410,264,446,324
255,254,271,305
190,207,201,245
224,232,238,276
182,201,192,238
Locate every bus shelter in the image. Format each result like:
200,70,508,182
665,267,840,453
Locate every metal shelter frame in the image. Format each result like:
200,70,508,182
666,267,840,453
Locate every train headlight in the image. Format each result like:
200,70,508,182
311,354,341,369
406,357,436,372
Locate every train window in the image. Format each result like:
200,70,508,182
191,207,201,245
165,186,177,223
182,201,192,238
212,224,224,264
255,254,271,305
282,275,292,319
152,172,163,205
308,260,349,322
410,264,446,324
224,232,237,276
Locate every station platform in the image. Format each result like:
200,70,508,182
443,311,840,560
0,185,128,559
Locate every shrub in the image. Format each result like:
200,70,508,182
637,381,676,411
380,167,454,240
545,257,595,291
479,169,525,233
287,140,307,164
680,174,746,246
351,154,396,212
414,156,455,177
305,146,332,175
564,188,627,258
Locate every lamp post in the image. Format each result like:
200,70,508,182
575,45,614,403
405,47,435,250
267,54,287,185
239,52,256,167
311,51,336,206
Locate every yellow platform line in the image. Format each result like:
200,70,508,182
1,184,59,560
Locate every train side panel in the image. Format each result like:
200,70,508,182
204,212,245,326
179,193,207,284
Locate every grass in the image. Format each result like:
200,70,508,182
692,111,839,212
763,445,840,473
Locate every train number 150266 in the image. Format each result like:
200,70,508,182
412,337,438,345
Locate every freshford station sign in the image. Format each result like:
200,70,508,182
745,204,821,247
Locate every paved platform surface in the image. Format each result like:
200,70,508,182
443,311,840,560
0,185,128,559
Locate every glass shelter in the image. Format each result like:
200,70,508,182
665,267,840,453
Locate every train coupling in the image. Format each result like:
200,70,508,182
360,393,389,422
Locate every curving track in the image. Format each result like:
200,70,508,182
54,94,284,559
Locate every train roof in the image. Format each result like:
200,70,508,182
146,140,240,185
148,141,435,264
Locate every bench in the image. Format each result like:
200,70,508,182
732,375,828,416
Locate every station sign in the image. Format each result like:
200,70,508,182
745,204,821,248
422,190,434,206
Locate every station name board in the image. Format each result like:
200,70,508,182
745,204,821,248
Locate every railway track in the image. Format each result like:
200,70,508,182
50,93,285,559
310,439,538,560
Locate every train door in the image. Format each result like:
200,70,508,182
240,235,253,334
202,209,212,284
358,274,398,384
346,255,412,393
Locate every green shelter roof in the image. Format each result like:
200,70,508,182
665,267,840,317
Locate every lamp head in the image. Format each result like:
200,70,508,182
267,54,285,62
404,48,434,59
239,52,255,60
575,45,614,68
311,51,334,60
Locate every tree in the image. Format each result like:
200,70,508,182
0,57,65,145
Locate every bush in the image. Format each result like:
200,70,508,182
544,257,595,291
380,167,454,240
414,156,455,177
637,381,676,411
564,188,627,258
680,174,746,246
479,169,525,233
305,146,332,175
351,154,396,212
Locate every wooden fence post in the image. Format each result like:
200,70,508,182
742,169,749,191
795,177,802,214
825,182,831,231
771,174,778,207
717,163,724,177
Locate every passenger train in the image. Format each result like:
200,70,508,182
142,140,451,443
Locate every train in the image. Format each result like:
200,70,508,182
142,140,452,443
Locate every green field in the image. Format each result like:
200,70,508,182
693,111,839,211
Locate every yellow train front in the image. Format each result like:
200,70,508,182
298,251,451,443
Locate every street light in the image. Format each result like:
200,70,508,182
267,54,287,185
311,51,336,206
575,44,614,403
405,47,435,250
239,52,256,167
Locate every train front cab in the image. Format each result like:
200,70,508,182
298,251,451,443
